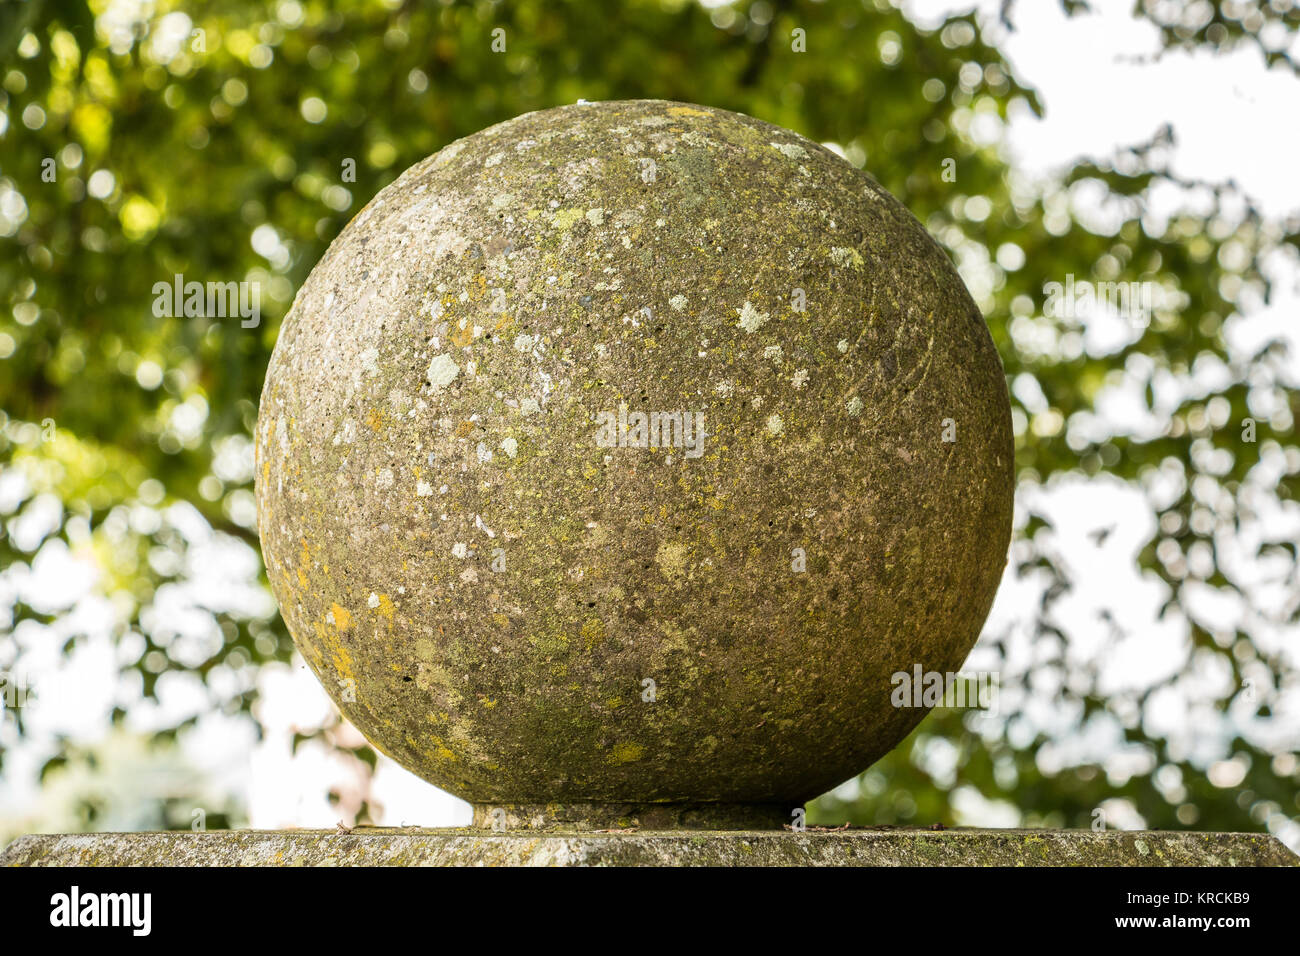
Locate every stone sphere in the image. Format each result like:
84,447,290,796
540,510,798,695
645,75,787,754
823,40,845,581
255,100,1012,828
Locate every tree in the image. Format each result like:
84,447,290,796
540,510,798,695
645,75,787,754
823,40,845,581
1,0,1296,842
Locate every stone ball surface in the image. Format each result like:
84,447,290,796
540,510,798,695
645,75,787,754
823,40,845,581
255,100,1013,818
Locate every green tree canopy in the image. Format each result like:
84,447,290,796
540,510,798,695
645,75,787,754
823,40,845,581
1,0,1297,841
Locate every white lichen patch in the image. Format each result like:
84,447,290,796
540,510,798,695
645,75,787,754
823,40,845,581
430,140,465,169
766,413,785,436
770,141,808,159
736,300,770,334
332,419,357,445
763,345,783,364
426,353,459,389
416,481,434,497
501,436,519,458
513,333,535,352
519,397,541,416
431,229,470,263
376,467,395,489
830,247,864,269
846,396,864,417
715,380,734,398
451,542,468,559
792,368,809,389
585,207,605,226
669,294,688,311
837,339,850,354
367,592,380,609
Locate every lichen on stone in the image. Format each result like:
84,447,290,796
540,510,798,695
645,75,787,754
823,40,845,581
253,100,1015,820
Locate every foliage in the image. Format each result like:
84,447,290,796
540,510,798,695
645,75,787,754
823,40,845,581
1,0,1296,839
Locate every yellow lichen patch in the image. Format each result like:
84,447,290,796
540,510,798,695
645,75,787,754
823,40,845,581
331,643,356,685
297,539,312,588
550,207,584,230
668,106,710,117
364,408,385,432
373,593,395,626
581,617,606,650
428,734,459,763
455,420,476,438
529,630,569,656
449,323,474,347
607,742,645,765
331,603,352,630
655,541,689,578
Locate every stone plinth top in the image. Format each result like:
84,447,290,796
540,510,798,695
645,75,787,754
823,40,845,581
4,828,1295,867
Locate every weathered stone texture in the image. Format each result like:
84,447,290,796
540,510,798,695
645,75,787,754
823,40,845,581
4,829,1295,867
254,100,1014,811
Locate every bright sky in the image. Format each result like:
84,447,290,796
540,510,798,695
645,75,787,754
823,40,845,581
2,0,1298,846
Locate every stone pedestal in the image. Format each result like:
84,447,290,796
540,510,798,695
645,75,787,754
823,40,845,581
4,828,1295,867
